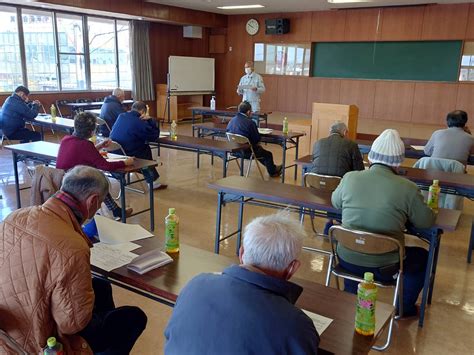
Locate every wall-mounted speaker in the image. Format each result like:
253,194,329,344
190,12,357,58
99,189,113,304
265,18,290,35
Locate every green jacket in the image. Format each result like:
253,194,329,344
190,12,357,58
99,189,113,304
331,164,436,267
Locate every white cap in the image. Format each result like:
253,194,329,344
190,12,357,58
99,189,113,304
368,129,405,167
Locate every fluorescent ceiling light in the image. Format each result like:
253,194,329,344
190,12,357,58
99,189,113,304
328,0,373,3
217,5,265,10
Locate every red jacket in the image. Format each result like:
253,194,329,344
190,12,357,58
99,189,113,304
56,135,125,171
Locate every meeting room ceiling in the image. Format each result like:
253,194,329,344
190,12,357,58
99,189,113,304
145,0,473,14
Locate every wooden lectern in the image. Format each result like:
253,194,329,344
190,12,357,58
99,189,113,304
311,103,358,146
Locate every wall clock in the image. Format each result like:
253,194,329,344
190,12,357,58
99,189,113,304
246,18,259,36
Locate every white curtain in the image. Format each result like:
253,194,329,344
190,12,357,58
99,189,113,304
130,21,155,101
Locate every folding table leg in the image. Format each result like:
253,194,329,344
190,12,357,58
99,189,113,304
468,219,474,263
428,232,442,304
119,174,127,223
281,139,287,183
418,229,438,327
236,196,245,255
214,192,224,254
12,152,21,209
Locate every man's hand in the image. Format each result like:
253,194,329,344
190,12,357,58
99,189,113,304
95,138,111,150
124,157,134,166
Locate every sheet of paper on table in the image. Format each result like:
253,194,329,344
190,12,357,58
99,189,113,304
411,145,425,151
91,242,139,272
95,215,154,244
302,310,334,335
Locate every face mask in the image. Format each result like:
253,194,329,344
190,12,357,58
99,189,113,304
83,198,100,226
245,68,252,75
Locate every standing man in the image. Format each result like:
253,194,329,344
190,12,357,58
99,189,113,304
236,61,265,112
0,85,42,142
110,101,167,190
311,121,365,177
99,88,126,137
165,213,320,354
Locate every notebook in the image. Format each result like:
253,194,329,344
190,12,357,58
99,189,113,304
127,249,173,275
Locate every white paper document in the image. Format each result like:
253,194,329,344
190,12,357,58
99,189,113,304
302,310,334,335
127,249,173,275
95,215,154,244
258,128,273,135
90,242,138,272
411,145,425,151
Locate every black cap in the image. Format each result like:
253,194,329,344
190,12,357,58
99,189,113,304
14,86,30,95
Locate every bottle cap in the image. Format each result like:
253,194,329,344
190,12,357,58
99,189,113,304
433,179,439,185
47,337,57,348
169,208,175,215
364,272,374,282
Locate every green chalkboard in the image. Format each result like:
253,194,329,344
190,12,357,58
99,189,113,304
312,41,462,82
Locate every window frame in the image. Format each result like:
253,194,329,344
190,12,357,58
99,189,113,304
0,4,131,93
253,42,312,77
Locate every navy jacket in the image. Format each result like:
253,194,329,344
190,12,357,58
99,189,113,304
0,94,39,136
110,110,159,156
226,112,261,146
164,265,319,355
99,95,125,136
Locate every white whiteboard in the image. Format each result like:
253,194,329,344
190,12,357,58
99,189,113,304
168,56,215,93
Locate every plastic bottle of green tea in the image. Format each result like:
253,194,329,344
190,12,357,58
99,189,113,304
355,272,377,336
427,179,440,210
165,208,179,253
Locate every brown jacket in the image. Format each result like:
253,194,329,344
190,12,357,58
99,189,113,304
0,197,94,354
30,165,65,206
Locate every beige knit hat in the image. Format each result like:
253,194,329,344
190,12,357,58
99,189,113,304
368,129,405,167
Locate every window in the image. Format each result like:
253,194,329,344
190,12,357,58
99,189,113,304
89,17,116,90
0,4,132,92
459,42,474,81
0,6,22,92
57,13,85,90
254,43,311,76
117,20,131,90
23,9,58,91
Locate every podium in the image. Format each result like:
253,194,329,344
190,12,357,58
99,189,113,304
311,103,358,146
156,84,204,122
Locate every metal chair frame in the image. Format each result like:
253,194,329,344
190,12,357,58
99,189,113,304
326,225,404,351
226,132,265,180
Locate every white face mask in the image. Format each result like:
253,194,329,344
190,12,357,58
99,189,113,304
245,67,252,75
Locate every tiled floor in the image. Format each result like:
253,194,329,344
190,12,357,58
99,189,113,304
0,115,472,354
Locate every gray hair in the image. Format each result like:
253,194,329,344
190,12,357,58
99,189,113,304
112,88,124,97
132,101,147,113
330,121,347,136
61,166,109,201
244,61,254,67
242,213,306,272
73,112,97,139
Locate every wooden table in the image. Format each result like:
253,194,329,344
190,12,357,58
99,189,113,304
62,99,134,113
355,133,474,165
28,114,74,140
190,106,269,126
4,141,158,230
193,122,304,183
208,176,461,327
295,154,474,263
92,239,394,354
152,136,248,177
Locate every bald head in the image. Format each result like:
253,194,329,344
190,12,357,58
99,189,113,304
330,121,348,137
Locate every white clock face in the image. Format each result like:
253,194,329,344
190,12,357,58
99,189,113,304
246,19,259,36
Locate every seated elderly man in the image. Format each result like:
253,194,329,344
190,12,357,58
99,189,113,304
0,166,147,353
311,121,364,177
332,129,436,317
0,85,41,142
226,101,282,177
99,88,126,137
164,213,320,354
424,110,474,165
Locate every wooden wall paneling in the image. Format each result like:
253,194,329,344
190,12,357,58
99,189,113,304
412,83,458,125
373,81,415,122
209,35,226,54
75,0,111,12
311,10,346,42
306,78,341,114
344,8,383,41
455,84,474,119
465,4,474,39
109,0,143,17
250,12,311,43
276,77,308,113
421,4,469,40
141,2,170,21
260,75,279,112
379,6,424,41
339,80,376,119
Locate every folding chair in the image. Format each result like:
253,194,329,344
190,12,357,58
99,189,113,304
326,225,403,351
303,173,341,236
226,132,265,180
0,329,27,354
95,117,112,135
55,99,73,118
103,140,146,196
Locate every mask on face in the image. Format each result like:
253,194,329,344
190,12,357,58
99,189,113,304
83,197,100,226
245,68,252,75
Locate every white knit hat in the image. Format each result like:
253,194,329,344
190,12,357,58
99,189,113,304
368,129,405,167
